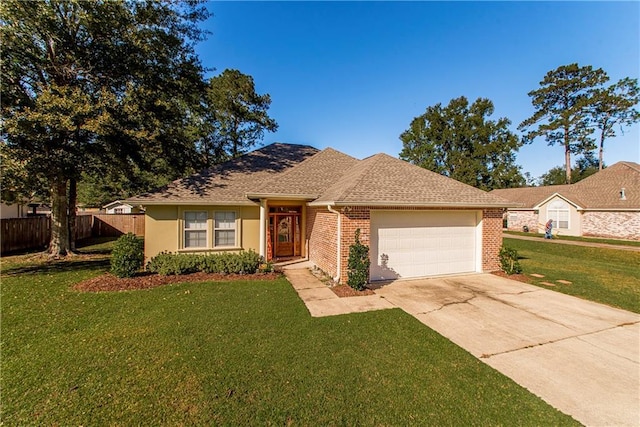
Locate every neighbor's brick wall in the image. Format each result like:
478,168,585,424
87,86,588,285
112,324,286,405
582,211,640,241
482,209,503,272
307,207,338,278
506,210,539,233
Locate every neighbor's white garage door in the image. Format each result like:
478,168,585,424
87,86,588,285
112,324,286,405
370,210,479,281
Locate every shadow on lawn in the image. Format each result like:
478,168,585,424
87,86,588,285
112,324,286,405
1,256,111,277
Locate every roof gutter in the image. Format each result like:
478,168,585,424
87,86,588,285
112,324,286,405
326,205,342,283
126,200,258,207
245,193,318,201
308,201,519,208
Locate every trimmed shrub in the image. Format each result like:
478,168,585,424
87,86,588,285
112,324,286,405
499,246,523,275
146,250,261,276
347,229,370,291
110,233,144,278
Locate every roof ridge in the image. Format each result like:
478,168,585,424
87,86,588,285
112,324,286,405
322,154,383,202
619,161,640,174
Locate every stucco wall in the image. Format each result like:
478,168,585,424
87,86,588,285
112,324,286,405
539,196,582,237
143,205,260,261
582,211,640,241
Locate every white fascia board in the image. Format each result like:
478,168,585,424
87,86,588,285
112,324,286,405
533,193,583,210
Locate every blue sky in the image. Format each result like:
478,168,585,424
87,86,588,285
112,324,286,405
196,1,639,180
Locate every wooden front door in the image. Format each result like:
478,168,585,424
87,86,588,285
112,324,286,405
275,215,294,257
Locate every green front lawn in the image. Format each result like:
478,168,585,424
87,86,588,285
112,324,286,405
504,237,640,313
504,230,640,247
1,245,575,425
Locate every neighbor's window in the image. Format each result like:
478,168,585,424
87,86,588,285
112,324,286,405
214,211,236,247
184,211,207,248
114,208,124,214
547,200,569,229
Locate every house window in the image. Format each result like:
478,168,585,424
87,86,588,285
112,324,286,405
214,211,236,247
184,211,208,248
547,200,569,229
114,208,124,214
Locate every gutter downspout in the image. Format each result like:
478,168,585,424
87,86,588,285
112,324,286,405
327,205,341,283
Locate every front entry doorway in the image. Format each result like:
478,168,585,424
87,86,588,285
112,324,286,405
269,206,302,259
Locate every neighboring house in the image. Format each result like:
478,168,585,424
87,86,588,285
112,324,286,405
103,200,143,214
492,162,640,241
1,201,27,219
128,143,513,284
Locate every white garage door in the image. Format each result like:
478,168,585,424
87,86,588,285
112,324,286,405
370,210,479,281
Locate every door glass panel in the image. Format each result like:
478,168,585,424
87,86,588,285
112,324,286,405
278,217,291,242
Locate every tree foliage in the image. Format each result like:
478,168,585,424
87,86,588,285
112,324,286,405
588,77,640,171
400,96,525,190
1,0,209,254
519,63,609,184
540,154,601,186
202,69,278,160
347,229,370,291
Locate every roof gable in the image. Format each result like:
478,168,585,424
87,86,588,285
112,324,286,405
491,161,640,210
103,200,133,209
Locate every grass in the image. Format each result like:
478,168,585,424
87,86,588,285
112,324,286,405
504,237,640,313
1,242,576,425
504,230,640,247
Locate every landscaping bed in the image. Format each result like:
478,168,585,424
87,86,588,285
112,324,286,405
74,271,281,292
330,284,375,297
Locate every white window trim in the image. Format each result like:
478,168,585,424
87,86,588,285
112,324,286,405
547,201,570,230
183,210,208,249
178,208,241,252
213,210,239,248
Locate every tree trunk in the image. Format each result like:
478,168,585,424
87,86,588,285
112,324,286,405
68,177,77,251
49,176,70,256
564,125,572,184
599,130,605,171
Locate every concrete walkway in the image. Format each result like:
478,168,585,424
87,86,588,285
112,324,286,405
505,232,640,252
281,262,394,317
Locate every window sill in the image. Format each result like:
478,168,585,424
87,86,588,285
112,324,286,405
178,247,243,253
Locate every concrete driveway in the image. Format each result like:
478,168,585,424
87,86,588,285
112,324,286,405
373,274,640,426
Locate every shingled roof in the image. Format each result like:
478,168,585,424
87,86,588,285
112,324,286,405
130,143,516,208
309,153,513,207
128,143,318,205
491,162,640,210
246,148,359,199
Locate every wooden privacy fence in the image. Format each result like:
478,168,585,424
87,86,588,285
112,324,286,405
92,214,145,237
1,213,145,255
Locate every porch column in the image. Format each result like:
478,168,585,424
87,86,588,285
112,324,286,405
259,199,266,258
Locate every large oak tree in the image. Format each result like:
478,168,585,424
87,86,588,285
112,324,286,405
1,0,209,255
399,96,525,191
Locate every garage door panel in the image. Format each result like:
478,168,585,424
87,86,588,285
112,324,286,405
371,211,479,281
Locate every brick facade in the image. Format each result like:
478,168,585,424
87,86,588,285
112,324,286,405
506,210,539,233
482,209,503,272
308,206,504,284
582,211,640,241
306,207,338,278
505,209,640,241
